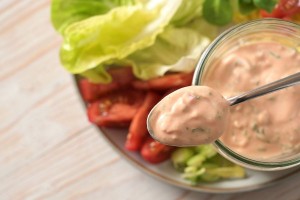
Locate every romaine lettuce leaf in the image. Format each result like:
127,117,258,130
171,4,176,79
81,18,217,82
52,0,218,83
171,0,205,26
126,19,217,80
59,0,183,83
51,0,135,34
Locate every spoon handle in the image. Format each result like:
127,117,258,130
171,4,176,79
227,71,300,106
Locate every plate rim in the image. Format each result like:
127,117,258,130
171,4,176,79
73,75,300,194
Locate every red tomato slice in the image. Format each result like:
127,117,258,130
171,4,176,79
132,72,193,91
79,67,135,102
260,0,300,18
141,137,176,164
109,67,135,85
125,92,161,151
279,0,300,17
260,6,285,18
79,79,118,102
87,89,145,127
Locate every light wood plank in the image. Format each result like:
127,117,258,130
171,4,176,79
1,1,300,200
0,128,185,200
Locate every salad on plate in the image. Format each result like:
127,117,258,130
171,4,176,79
50,0,300,185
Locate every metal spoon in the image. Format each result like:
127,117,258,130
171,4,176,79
147,71,300,144
226,71,300,106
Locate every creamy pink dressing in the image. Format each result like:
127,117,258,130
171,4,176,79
149,86,230,146
203,42,300,161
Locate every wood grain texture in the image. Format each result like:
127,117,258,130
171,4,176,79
1,1,300,200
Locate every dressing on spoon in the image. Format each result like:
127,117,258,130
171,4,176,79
148,86,230,146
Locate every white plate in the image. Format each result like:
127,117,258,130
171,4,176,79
74,77,300,194
100,127,300,193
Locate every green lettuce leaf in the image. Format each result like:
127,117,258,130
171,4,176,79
126,19,217,80
59,0,183,83
81,18,217,82
51,0,135,34
53,0,218,83
171,0,205,26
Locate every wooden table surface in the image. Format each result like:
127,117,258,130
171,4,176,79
1,1,300,199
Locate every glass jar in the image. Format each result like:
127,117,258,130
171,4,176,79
193,19,300,171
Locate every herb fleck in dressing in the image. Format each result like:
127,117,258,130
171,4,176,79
149,86,230,146
203,42,300,160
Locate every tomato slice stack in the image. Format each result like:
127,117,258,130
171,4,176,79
79,67,193,164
